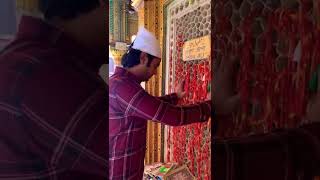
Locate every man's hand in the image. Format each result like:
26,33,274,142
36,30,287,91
306,70,320,123
206,90,211,101
212,55,240,115
207,118,211,127
175,80,186,99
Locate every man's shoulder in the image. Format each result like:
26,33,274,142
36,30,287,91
0,40,60,74
0,42,50,102
109,74,143,96
0,41,102,103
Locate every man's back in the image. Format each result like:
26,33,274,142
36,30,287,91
0,16,107,179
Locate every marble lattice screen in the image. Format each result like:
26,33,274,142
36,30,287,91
163,0,212,179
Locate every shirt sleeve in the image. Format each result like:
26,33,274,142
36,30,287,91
116,87,211,126
156,93,179,105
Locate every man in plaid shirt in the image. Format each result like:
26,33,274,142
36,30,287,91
109,27,240,179
0,0,108,179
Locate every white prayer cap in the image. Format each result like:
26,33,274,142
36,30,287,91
132,27,161,58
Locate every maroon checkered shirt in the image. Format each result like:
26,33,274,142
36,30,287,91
109,67,211,180
0,16,108,179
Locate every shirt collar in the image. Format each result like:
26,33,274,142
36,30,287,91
15,16,104,72
113,67,142,84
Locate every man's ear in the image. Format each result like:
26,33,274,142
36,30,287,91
140,52,148,65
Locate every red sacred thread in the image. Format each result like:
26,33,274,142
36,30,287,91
213,0,320,138
167,31,211,179
238,12,255,134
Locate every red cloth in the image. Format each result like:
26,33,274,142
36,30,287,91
0,16,107,179
109,67,211,180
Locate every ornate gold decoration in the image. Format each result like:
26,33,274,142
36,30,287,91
109,47,126,65
16,0,39,12
137,0,166,165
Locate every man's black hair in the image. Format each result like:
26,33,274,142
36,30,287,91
39,0,103,20
121,45,155,68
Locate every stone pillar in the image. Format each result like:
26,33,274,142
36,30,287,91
135,0,165,164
